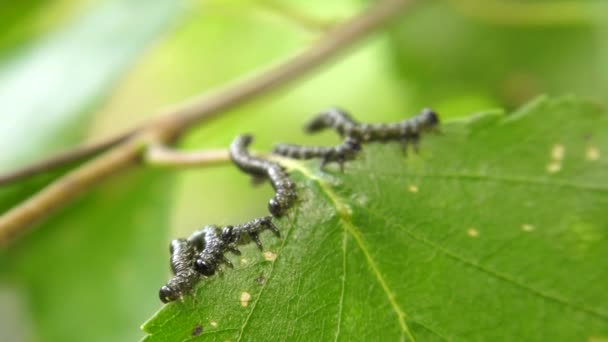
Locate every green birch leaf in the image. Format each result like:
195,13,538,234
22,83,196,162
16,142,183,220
142,96,608,341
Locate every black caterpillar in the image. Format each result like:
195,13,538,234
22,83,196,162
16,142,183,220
304,107,440,152
159,216,279,303
272,136,361,171
230,134,297,217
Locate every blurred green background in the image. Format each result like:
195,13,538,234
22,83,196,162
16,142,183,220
0,0,606,341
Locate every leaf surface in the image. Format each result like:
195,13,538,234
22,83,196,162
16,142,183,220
143,97,608,341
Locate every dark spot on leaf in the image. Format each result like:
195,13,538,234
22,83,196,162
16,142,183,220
192,324,203,336
256,274,265,284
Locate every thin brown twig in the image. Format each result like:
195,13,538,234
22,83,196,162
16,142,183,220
0,135,153,244
0,130,139,186
0,0,416,246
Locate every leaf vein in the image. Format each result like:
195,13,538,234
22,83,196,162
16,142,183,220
333,229,347,342
365,209,608,321
299,167,417,341
349,169,608,193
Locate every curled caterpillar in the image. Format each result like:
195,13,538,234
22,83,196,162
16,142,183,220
189,225,228,277
159,239,201,303
192,216,279,276
304,107,440,152
272,137,362,171
230,134,297,217
159,216,279,303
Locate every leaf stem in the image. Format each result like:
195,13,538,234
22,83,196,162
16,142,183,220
145,145,230,168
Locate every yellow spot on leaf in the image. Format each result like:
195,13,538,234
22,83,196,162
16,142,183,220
569,220,602,257
408,185,419,193
263,251,277,262
521,224,535,232
210,321,218,328
586,146,600,161
240,258,249,265
467,228,479,238
546,161,561,173
240,291,252,307
551,144,565,160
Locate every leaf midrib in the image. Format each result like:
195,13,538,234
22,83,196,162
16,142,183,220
333,227,347,342
289,161,417,342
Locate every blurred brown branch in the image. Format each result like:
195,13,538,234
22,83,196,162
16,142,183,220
0,0,416,246
0,130,138,186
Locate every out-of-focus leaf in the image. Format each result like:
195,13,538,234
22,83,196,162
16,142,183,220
0,0,92,56
2,168,174,342
0,0,182,169
142,96,608,341
0,0,183,341
387,1,608,112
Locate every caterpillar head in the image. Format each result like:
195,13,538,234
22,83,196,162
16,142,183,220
195,259,216,277
268,198,283,217
159,285,180,303
422,108,440,129
221,225,239,243
345,137,362,152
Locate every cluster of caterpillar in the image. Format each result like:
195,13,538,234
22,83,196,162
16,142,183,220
159,108,440,303
160,216,279,303
159,135,296,303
